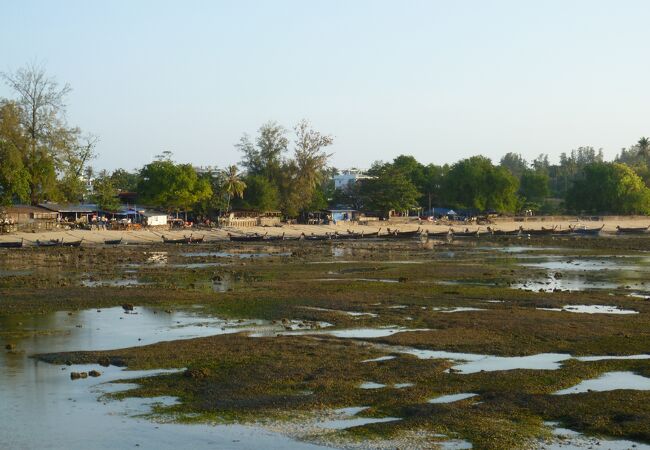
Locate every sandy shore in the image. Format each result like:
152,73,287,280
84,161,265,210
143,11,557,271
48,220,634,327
1,216,649,245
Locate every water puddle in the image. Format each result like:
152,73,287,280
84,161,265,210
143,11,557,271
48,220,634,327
428,393,477,404
554,371,650,394
431,307,486,313
81,279,149,288
395,348,650,374
538,304,638,314
543,422,650,450
0,307,329,450
361,356,396,363
301,306,378,318
182,251,292,259
359,382,385,389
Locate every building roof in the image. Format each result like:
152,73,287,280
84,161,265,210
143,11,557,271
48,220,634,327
39,203,98,213
3,205,58,215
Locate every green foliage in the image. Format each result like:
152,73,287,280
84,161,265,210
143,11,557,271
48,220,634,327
566,162,650,214
91,171,121,211
442,156,519,212
109,169,139,192
519,170,550,203
237,174,279,211
359,167,420,216
137,159,212,213
220,165,246,212
500,152,528,179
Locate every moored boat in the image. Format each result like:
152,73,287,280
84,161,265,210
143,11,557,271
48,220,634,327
519,226,557,236
0,239,23,248
228,233,267,242
104,238,123,245
61,239,83,247
162,235,191,244
302,232,331,241
384,227,422,239
616,225,649,234
450,228,480,238
264,233,285,242
486,227,520,236
36,239,62,247
570,224,604,236
427,230,451,239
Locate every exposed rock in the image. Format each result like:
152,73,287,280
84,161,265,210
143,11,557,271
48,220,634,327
122,303,135,312
88,370,102,377
70,371,88,380
5,343,16,351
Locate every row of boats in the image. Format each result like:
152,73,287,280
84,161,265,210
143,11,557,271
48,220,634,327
1,225,649,248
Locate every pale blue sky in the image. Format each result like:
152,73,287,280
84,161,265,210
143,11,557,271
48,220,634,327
2,0,649,171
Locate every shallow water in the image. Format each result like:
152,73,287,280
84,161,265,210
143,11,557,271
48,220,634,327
182,251,292,258
428,393,477,403
0,307,329,450
543,421,650,449
554,371,650,395
538,304,638,314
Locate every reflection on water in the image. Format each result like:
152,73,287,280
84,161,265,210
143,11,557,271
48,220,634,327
0,307,328,450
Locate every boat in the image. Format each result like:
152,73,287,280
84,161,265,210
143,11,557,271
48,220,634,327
104,238,123,245
0,239,23,248
570,224,604,236
228,233,267,242
519,226,557,236
162,235,191,244
450,228,480,238
384,227,422,239
616,225,650,234
486,227,520,237
334,231,361,240
551,228,573,236
264,233,285,242
282,234,303,241
61,239,83,248
427,230,451,239
187,235,204,244
36,239,62,247
302,232,331,241
359,228,382,239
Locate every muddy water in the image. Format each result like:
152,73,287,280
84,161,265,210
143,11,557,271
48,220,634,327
0,307,328,450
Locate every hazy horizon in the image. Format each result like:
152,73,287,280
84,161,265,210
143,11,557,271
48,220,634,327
2,0,650,172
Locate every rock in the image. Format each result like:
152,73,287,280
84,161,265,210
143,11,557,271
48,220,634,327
98,357,111,367
398,277,408,283
70,371,88,380
5,343,15,351
122,303,135,312
88,370,101,377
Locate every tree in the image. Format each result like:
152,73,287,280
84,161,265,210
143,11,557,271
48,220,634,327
442,156,519,212
0,102,30,205
238,121,288,181
91,170,120,211
566,162,650,214
499,152,528,179
137,158,212,216
359,167,420,217
237,174,279,211
519,169,550,203
220,165,246,212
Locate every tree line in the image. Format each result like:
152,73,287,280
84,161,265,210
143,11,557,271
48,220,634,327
2,65,650,217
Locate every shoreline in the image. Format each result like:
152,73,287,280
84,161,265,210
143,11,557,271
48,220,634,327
1,217,650,245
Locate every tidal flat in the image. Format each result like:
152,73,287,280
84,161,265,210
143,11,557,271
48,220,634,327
3,237,650,449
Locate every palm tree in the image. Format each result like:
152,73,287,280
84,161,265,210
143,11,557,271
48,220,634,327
221,165,246,212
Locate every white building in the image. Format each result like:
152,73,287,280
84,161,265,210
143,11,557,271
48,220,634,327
333,169,374,191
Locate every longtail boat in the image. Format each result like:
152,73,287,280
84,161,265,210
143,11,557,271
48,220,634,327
0,239,23,248
486,227,520,236
450,228,480,238
616,225,649,234
427,230,451,239
385,227,422,239
61,239,83,247
228,233,267,242
264,233,285,242
187,235,204,243
519,226,557,236
162,235,191,244
571,224,604,236
36,239,62,247
104,237,123,245
302,232,331,241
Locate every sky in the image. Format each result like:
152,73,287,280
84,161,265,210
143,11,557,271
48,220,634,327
2,0,650,172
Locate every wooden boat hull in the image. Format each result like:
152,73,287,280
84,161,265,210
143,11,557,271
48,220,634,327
617,226,649,234
0,240,23,248
427,232,451,239
162,236,191,244
61,240,83,247
36,240,61,247
104,239,123,245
